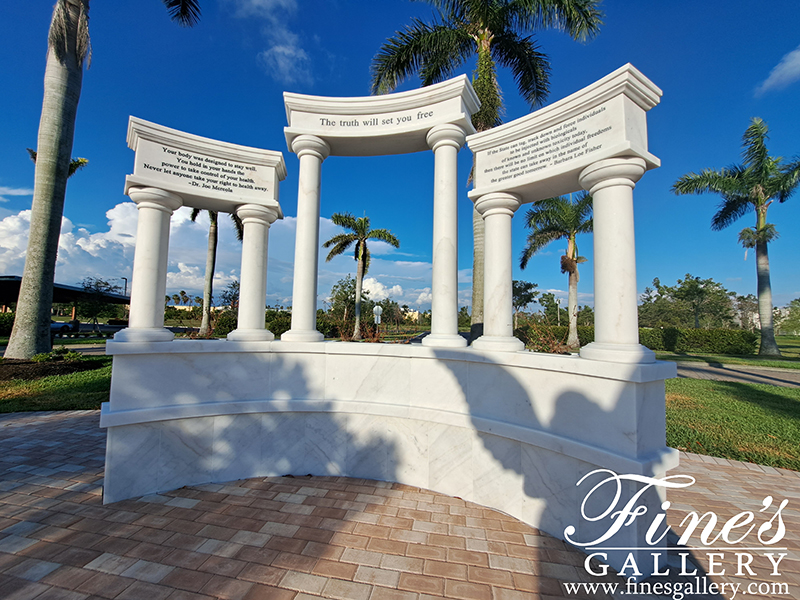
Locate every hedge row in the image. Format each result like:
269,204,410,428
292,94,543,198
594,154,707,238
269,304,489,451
0,312,13,336
515,324,758,355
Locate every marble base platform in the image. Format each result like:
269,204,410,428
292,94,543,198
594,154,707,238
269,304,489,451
101,339,677,576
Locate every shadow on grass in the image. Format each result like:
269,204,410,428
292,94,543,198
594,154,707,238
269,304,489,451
667,379,800,470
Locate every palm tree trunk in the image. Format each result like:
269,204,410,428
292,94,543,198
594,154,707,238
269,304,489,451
4,0,85,359
470,207,484,341
755,240,781,356
353,253,365,340
199,212,218,336
567,268,579,348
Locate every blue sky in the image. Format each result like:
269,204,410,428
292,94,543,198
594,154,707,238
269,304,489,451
1,1,799,311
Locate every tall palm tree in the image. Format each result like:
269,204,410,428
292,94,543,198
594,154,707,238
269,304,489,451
323,213,400,340
27,149,88,179
672,118,800,356
371,0,602,340
519,192,592,348
4,0,201,359
190,209,243,336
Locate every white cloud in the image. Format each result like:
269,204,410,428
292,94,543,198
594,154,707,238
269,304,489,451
362,277,403,301
227,0,313,86
0,186,33,203
258,44,312,86
415,288,432,305
756,43,800,96
0,204,446,311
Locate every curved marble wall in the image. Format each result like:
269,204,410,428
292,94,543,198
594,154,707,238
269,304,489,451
101,340,677,573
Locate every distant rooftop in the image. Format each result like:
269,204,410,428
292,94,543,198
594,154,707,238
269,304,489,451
0,276,130,306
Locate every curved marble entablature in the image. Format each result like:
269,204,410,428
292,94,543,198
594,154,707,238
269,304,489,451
125,116,286,215
284,75,479,156
467,63,662,204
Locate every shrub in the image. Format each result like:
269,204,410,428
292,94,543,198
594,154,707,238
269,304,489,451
63,350,84,362
212,310,237,337
520,323,757,355
0,312,14,336
31,353,53,363
265,309,292,338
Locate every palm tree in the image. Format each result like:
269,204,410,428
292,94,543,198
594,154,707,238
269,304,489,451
27,149,88,178
672,118,800,356
190,209,243,336
371,0,603,340
4,0,201,359
519,192,592,348
323,213,400,340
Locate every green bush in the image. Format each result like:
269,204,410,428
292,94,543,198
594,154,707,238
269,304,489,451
265,309,292,338
0,312,14,336
212,310,237,337
519,323,757,355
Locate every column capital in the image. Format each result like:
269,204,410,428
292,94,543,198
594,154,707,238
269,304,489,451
426,124,466,152
473,192,521,218
127,187,183,213
291,134,330,161
578,156,646,195
235,203,280,225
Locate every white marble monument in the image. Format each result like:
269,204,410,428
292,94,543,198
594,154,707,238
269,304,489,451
281,75,479,347
103,70,675,578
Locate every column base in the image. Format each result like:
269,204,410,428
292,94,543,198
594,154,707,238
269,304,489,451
471,335,524,352
279,329,324,342
421,333,468,348
579,342,655,364
227,329,275,342
113,328,174,343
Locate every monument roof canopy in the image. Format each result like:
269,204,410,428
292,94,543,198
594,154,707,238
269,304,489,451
125,117,286,217
284,75,479,156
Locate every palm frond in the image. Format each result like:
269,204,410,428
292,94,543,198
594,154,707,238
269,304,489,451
49,0,91,67
507,0,603,42
710,195,751,231
671,167,748,197
324,237,356,262
519,226,563,269
330,212,359,232
67,157,88,177
322,232,357,250
776,158,800,203
368,229,401,248
230,213,244,242
162,0,201,27
492,31,550,107
741,117,769,171
190,208,201,222
371,19,471,94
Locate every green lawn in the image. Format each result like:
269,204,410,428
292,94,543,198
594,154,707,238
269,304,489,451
656,334,800,370
0,357,112,413
666,378,800,471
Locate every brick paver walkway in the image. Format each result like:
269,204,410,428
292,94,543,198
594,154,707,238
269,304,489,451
0,411,798,600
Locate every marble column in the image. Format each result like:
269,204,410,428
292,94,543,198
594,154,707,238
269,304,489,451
423,124,467,348
115,187,182,343
578,157,655,363
471,192,524,352
282,135,330,343
228,204,280,341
